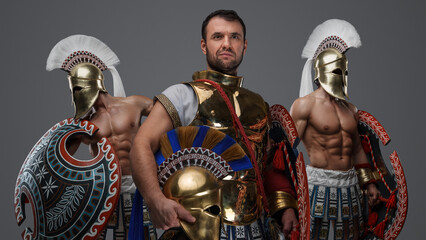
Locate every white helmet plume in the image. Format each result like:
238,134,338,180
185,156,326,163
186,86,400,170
46,34,126,97
299,19,361,97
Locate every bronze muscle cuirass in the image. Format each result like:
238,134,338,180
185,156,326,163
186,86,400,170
186,70,269,225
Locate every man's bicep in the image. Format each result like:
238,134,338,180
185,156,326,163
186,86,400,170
131,101,172,202
290,99,309,138
137,101,174,152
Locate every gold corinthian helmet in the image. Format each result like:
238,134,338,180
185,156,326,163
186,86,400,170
163,166,222,240
314,48,348,100
46,35,126,119
300,19,361,99
68,62,107,119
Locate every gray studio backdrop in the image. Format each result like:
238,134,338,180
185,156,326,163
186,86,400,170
2,1,424,239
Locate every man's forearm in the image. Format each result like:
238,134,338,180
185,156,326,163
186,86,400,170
131,101,174,203
130,140,164,204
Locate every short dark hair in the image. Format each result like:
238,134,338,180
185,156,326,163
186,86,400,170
201,9,246,41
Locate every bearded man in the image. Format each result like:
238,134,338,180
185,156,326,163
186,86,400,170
130,9,299,240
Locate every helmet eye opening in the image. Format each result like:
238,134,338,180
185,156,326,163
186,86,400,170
73,86,83,93
332,69,343,75
204,205,221,216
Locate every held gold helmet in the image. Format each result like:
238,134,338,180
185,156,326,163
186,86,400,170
163,166,222,240
154,126,253,240
46,35,126,119
299,19,361,100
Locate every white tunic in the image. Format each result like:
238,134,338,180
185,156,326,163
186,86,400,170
160,83,198,126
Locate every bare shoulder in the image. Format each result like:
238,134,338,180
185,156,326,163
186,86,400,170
123,95,153,108
290,94,316,119
292,95,316,107
126,95,154,116
344,101,358,114
125,95,153,104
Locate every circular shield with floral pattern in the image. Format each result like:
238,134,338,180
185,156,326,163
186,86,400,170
14,118,121,240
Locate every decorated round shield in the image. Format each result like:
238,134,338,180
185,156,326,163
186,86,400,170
269,104,310,240
14,118,121,240
358,110,407,240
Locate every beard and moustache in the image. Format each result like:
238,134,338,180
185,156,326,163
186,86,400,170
206,46,244,76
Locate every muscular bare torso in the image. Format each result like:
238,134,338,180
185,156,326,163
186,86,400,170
83,94,152,175
291,88,359,171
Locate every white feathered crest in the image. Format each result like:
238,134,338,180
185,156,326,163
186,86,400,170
299,19,361,97
46,34,126,97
